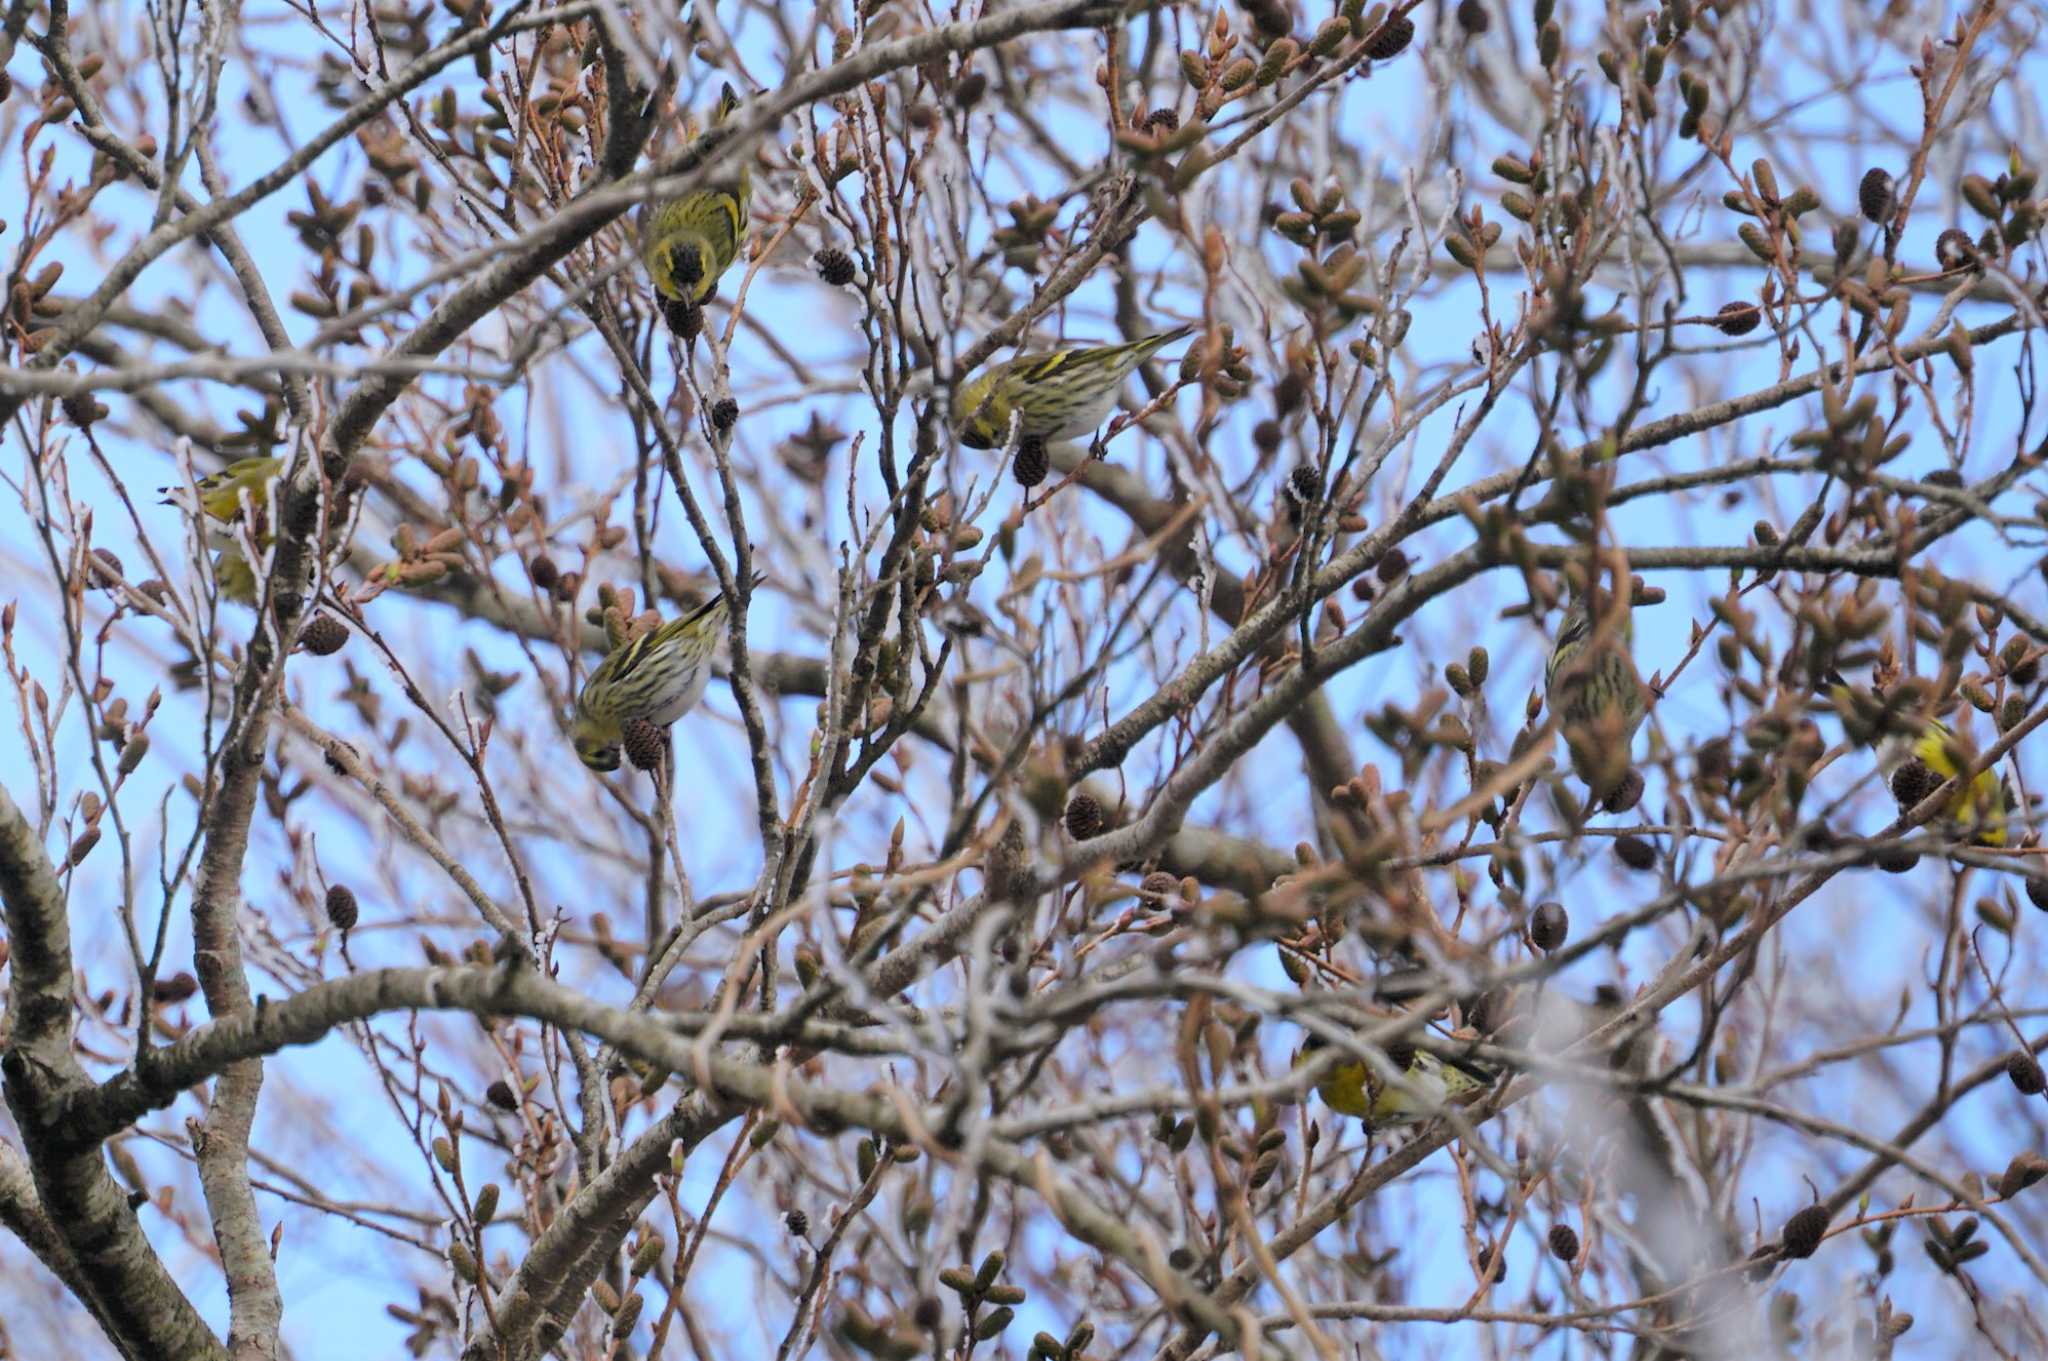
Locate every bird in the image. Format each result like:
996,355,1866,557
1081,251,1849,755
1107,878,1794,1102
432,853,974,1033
1828,677,2010,846
571,585,747,772
1884,719,2010,846
1545,589,1647,799
212,544,268,606
161,456,281,545
1297,1030,1495,1130
161,457,285,606
950,324,1195,452
639,83,751,308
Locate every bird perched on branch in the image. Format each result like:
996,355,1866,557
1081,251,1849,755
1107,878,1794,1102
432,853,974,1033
1297,1029,1495,1130
640,83,750,312
1827,675,2011,846
951,324,1194,452
161,456,283,606
1546,588,1647,800
162,456,281,541
572,578,759,772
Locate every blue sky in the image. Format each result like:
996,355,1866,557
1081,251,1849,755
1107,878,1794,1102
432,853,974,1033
5,3,2047,1358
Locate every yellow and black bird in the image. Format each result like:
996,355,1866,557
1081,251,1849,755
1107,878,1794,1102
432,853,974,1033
161,456,282,606
1546,588,1648,799
1297,1030,1495,1131
951,325,1194,452
1827,675,2012,847
639,83,751,309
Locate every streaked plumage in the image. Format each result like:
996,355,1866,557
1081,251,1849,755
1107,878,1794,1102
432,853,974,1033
213,545,266,606
161,456,281,547
1833,681,2011,847
572,591,735,771
1298,1032,1495,1130
1545,592,1647,796
952,324,1194,450
639,84,750,306
1894,719,2010,847
160,457,283,605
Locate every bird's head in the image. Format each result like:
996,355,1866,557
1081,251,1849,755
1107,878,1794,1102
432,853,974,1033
571,715,621,772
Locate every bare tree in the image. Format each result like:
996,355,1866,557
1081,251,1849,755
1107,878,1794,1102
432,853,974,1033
3,0,2047,1357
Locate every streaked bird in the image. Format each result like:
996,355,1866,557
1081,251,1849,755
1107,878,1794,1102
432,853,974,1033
1545,590,1647,798
161,456,282,546
951,324,1194,451
639,84,751,307
1830,678,2011,847
212,544,268,607
161,457,285,606
572,587,744,772
1297,1031,1495,1130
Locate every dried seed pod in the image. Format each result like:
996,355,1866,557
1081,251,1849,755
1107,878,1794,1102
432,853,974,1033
1935,227,1977,272
1138,870,1179,902
87,547,123,588
622,716,667,772
1714,301,1761,335
2007,1052,2047,1096
1614,835,1656,871
299,614,349,656
785,1209,811,1236
1889,757,1941,812
814,247,857,286
1013,435,1049,487
325,883,359,931
152,972,199,1004
710,397,739,432
1547,1223,1579,1261
1779,1204,1830,1260
1064,792,1105,840
1363,13,1414,59
661,296,704,341
1456,0,1490,33
1858,168,1894,223
1530,901,1569,951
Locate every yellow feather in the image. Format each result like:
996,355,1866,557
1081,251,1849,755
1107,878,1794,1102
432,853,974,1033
1297,1035,1493,1130
639,84,751,305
